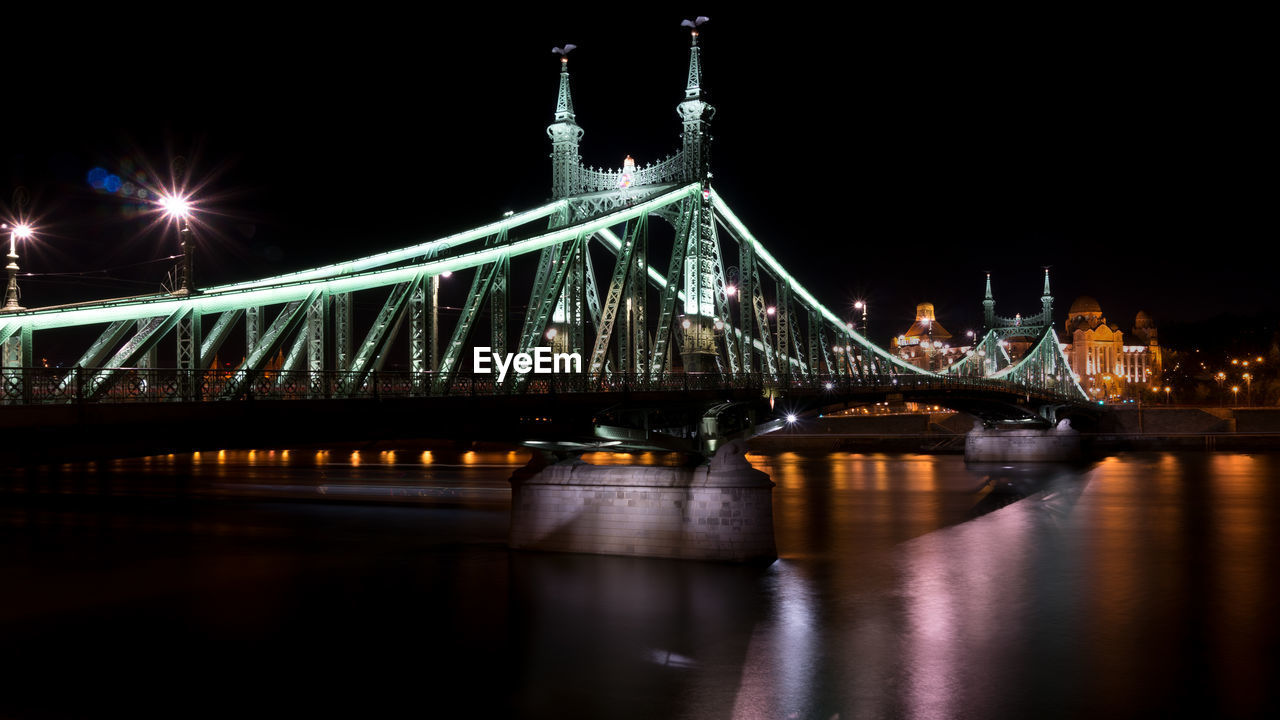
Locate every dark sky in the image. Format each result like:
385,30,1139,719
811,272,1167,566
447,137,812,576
4,9,1271,347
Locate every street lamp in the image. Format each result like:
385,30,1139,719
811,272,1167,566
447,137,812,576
1232,386,1239,406
159,192,196,295
1216,371,1226,406
3,222,32,312
1243,373,1253,406
1164,386,1171,405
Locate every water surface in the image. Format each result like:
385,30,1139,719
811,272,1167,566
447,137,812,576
2,449,1277,719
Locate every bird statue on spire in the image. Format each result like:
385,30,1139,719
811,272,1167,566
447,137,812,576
682,17,709,45
551,44,577,59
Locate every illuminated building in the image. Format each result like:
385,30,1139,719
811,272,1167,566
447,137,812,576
1061,296,1162,399
892,302,969,371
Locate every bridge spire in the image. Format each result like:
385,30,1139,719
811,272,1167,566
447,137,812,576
685,25,703,99
1041,267,1054,322
677,19,714,184
983,273,995,330
547,46,584,199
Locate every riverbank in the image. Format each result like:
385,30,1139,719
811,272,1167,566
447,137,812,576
749,407,1280,454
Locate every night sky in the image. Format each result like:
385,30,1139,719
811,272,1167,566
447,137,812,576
5,10,1270,353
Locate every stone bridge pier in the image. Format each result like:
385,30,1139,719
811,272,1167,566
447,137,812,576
964,419,1083,463
508,441,777,563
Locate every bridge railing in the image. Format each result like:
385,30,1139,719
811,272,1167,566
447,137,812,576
0,366,1084,406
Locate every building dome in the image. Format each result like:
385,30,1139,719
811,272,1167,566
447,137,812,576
1134,310,1154,328
1069,296,1102,316
899,301,952,341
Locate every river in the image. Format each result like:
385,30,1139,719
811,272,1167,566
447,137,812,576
2,449,1277,719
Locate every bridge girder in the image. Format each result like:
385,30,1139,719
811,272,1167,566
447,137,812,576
0,185,1093,419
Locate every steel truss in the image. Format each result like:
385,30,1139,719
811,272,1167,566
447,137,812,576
946,327,1087,401
6,184,1071,409
0,29,1092,414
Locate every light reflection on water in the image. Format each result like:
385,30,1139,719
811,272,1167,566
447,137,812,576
2,450,1279,718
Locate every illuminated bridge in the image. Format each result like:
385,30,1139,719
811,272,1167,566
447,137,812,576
0,28,1091,462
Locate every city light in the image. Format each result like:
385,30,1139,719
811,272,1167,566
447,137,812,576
4,221,34,311
157,190,198,295
158,192,192,220
0,25,1269,716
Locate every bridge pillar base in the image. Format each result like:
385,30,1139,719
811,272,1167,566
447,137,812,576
965,420,1081,463
509,442,776,563
679,315,719,374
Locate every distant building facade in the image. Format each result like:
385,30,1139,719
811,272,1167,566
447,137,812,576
1061,296,1162,399
893,302,969,371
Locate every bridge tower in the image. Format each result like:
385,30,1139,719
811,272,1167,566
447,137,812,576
981,270,1055,343
547,50,584,203
677,27,713,185
677,25,720,373
983,272,995,330
1041,267,1054,322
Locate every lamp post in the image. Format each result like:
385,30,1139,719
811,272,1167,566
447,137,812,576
3,222,32,312
1243,373,1253,406
923,317,934,370
725,284,743,368
766,305,778,375
854,300,868,338
1216,372,1226,406
160,192,195,295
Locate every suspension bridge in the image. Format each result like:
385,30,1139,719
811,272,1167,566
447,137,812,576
0,27,1092,464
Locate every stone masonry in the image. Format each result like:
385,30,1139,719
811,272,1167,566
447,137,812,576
509,444,776,562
